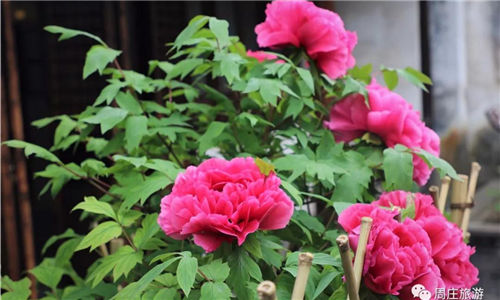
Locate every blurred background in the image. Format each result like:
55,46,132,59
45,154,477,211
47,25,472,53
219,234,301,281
2,1,499,297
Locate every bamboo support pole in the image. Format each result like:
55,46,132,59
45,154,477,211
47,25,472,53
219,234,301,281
461,162,481,235
1,77,21,280
291,252,314,300
336,235,359,300
437,176,451,213
450,175,469,226
428,185,439,206
353,217,372,293
257,281,277,300
3,1,37,297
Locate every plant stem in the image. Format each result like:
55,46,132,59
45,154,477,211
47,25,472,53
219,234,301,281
197,269,211,282
120,225,138,251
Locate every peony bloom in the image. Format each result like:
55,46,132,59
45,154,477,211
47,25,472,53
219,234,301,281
158,157,294,252
324,80,440,185
246,50,284,63
255,0,357,79
339,191,479,299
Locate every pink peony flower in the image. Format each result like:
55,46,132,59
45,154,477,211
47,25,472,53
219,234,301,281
247,50,284,63
157,157,294,252
324,80,440,185
339,191,479,299
339,204,436,296
255,0,357,79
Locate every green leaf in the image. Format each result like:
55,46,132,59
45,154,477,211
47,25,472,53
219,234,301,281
1,276,31,300
331,152,373,202
243,234,263,259
313,271,340,299
397,68,431,92
94,82,124,106
113,257,180,300
255,157,274,176
297,67,315,94
113,171,171,208
214,52,244,84
200,282,231,300
88,246,143,287
44,25,106,45
177,255,198,297
82,107,128,134
42,228,78,254
72,196,116,220
173,15,209,50
3,140,61,163
348,64,372,84
312,253,340,266
133,213,160,250
153,288,178,300
209,18,230,48
168,58,204,80
404,67,432,84
332,202,353,215
383,145,414,191
125,116,148,152
83,45,121,79
227,249,262,300
293,210,325,234
198,259,230,282
115,91,143,115
76,221,122,252
280,180,302,206
54,115,76,146
382,69,398,90
198,121,227,154
81,159,107,177
415,148,459,180
30,258,64,289
54,237,81,267
401,194,416,221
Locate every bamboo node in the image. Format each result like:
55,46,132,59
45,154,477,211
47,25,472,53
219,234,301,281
450,202,474,209
298,252,314,265
336,235,350,252
257,281,276,300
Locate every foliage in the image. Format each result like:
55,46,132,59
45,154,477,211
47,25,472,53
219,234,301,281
2,15,454,300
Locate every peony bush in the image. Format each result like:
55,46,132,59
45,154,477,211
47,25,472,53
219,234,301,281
2,1,476,300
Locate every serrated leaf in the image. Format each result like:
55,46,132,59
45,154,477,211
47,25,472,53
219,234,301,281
383,146,414,191
3,140,62,163
332,202,353,215
54,115,76,146
76,221,122,252
83,45,121,79
133,213,160,250
280,180,302,206
177,256,198,297
293,210,325,234
125,116,148,152
172,16,209,50
72,196,116,220
42,228,78,254
82,107,128,134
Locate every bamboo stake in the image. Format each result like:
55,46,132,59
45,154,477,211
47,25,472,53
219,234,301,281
1,77,21,280
257,281,277,300
336,235,359,300
3,1,37,297
461,162,481,235
450,175,469,226
353,217,372,293
437,176,451,213
428,185,439,206
291,252,314,300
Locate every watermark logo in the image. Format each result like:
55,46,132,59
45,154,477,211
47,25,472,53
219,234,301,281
412,284,431,300
411,284,484,300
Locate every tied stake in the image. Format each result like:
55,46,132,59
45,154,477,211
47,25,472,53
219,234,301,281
353,217,372,293
461,162,481,236
291,252,314,300
257,281,277,300
438,176,451,213
336,235,360,300
429,185,439,206
450,174,469,226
